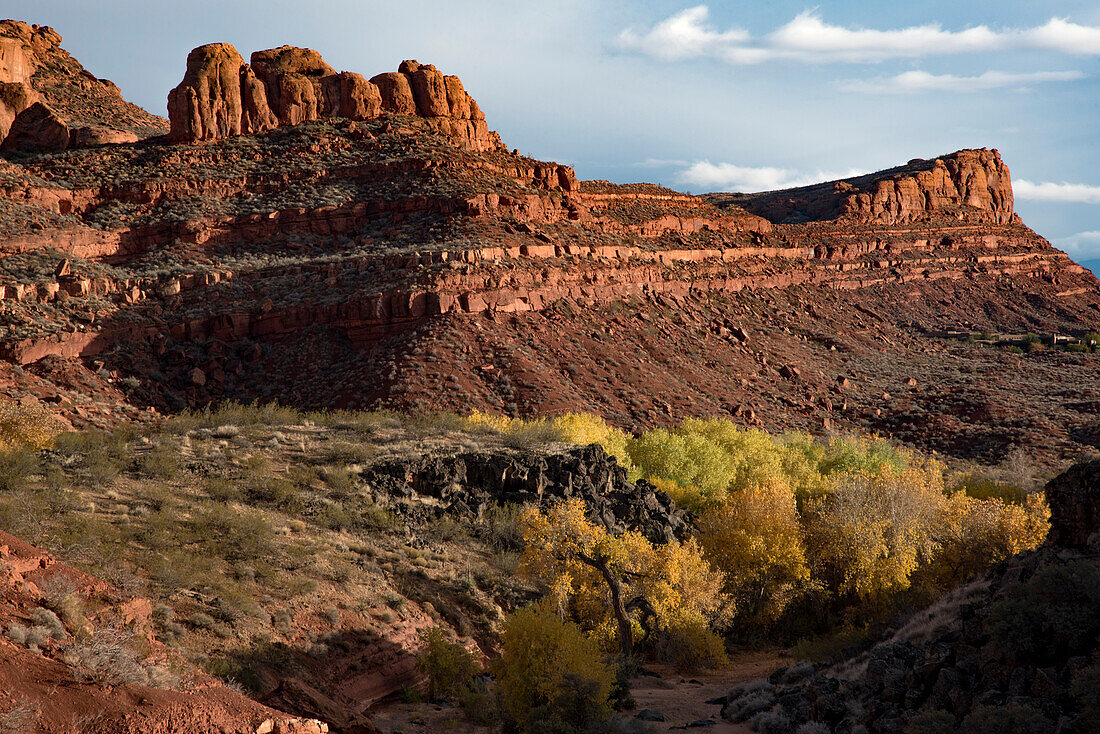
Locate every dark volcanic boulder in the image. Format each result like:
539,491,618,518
1044,458,1100,550
362,444,692,544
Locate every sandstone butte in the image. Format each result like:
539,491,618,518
0,23,1099,470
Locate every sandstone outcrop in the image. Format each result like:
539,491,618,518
841,149,1015,225
0,100,68,151
167,43,276,142
730,149,1017,227
0,20,166,150
167,42,501,151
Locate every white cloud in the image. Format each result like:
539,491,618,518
615,6,749,61
615,8,1100,64
840,69,1085,93
1014,180,1100,203
677,161,867,192
1054,231,1100,255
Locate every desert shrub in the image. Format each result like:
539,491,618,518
28,607,66,639
205,477,241,502
6,622,48,650
0,700,39,733
415,627,482,701
188,505,274,562
749,709,791,734
984,558,1100,664
655,616,729,673
135,445,180,479
722,680,777,722
905,710,957,733
38,574,84,630
479,502,525,551
697,479,809,623
805,464,945,600
1072,656,1100,734
0,448,39,492
63,627,152,686
493,602,613,732
0,400,62,450
246,476,306,512
959,704,1054,734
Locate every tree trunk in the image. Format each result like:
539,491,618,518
577,551,634,660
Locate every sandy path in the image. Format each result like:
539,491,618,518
620,650,791,732
368,649,791,733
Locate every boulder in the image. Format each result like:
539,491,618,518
369,72,416,115
69,125,138,147
250,46,336,126
405,61,450,117
0,79,37,139
325,71,381,121
0,101,69,152
1044,459,1100,550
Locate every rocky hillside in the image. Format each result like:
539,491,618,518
0,23,1097,470
0,529,326,734
0,20,167,151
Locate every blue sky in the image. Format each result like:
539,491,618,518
6,1,1100,258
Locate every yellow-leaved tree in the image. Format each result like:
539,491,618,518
806,463,946,600
518,498,728,662
697,479,810,623
925,492,1050,588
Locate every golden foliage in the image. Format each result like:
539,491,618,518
518,499,728,646
493,600,613,729
697,479,810,621
806,463,946,599
927,492,1050,587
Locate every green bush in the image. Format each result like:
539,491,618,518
415,627,481,702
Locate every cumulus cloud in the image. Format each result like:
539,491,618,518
1014,180,1100,204
677,161,867,192
615,7,1100,64
1054,231,1100,255
840,70,1085,93
615,6,749,61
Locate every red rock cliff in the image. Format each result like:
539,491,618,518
840,149,1015,225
